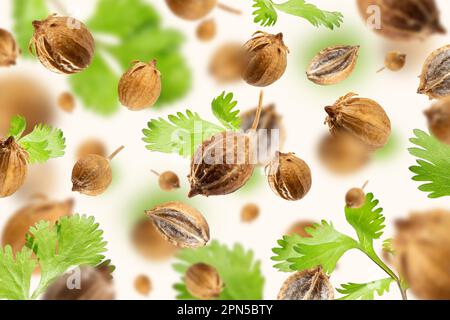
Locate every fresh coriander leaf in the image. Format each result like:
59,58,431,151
142,110,224,158
26,215,108,299
8,115,26,140
271,233,303,272
382,238,395,255
252,0,343,29
345,193,385,246
211,92,241,131
18,124,66,164
253,0,278,27
173,241,264,300
337,278,393,300
272,221,359,274
0,246,36,300
409,129,450,198
12,0,49,56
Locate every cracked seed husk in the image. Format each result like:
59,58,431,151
357,0,446,40
242,32,288,87
146,202,210,248
0,137,28,198
185,263,223,300
29,15,95,74
267,152,312,201
325,93,391,149
306,45,360,85
0,28,19,66
278,267,334,300
118,60,161,110
166,0,217,20
425,97,450,145
418,45,450,99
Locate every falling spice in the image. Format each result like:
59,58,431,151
151,170,180,191
29,15,95,74
0,137,28,198
377,51,407,73
146,201,210,248
306,45,360,85
418,45,450,99
241,203,260,223
345,181,368,208
76,139,107,159
325,93,391,149
118,60,161,110
57,92,76,113
425,97,450,145
286,221,316,238
208,42,243,83
357,0,446,40
278,267,334,300
196,19,216,41
134,275,152,296
0,28,19,66
185,263,223,300
242,32,289,87
166,0,241,20
72,145,124,196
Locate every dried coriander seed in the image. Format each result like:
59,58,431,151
146,201,210,248
209,42,243,83
425,97,450,145
2,197,73,253
306,45,360,85
0,28,19,66
151,170,180,191
357,0,446,40
286,221,316,238
267,152,312,201
185,263,223,300
325,92,391,149
378,51,407,73
278,267,334,300
188,92,264,197
71,145,124,196
76,138,107,159
345,181,368,208
241,203,259,223
0,137,28,198
242,32,289,87
57,92,75,113
166,0,217,20
29,14,95,74
418,45,450,99
134,275,152,296
196,19,216,42
118,60,161,110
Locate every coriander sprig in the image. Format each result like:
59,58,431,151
252,0,343,29
0,215,109,300
142,92,240,157
272,193,407,300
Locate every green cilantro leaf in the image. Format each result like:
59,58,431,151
8,115,26,140
272,221,359,274
12,0,48,56
211,92,241,131
142,110,224,158
26,215,108,299
0,246,36,300
409,129,450,198
252,0,343,29
382,238,395,255
18,124,66,164
173,241,264,300
337,278,393,300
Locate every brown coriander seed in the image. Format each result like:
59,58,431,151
418,45,450,100
166,0,217,20
306,45,360,85
118,59,161,110
242,31,289,87
0,28,20,66
241,203,259,223
196,19,216,42
345,181,368,208
425,97,450,145
185,263,223,300
0,137,28,198
71,145,124,196
278,267,334,300
151,170,180,191
57,92,76,113
76,139,107,159
377,51,407,73
208,42,243,83
286,221,316,238
29,14,95,74
267,152,312,201
134,275,152,296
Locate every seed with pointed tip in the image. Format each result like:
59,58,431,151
418,45,450,100
0,137,28,198
278,267,334,300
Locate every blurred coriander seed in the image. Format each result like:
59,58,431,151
286,221,316,238
0,28,19,66
196,19,216,41
425,97,450,145
0,137,28,198
166,0,217,20
378,51,406,73
185,263,223,300
29,15,95,74
57,92,76,113
72,145,124,196
134,275,152,296
76,139,107,159
151,170,180,191
209,42,243,83
241,203,259,223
